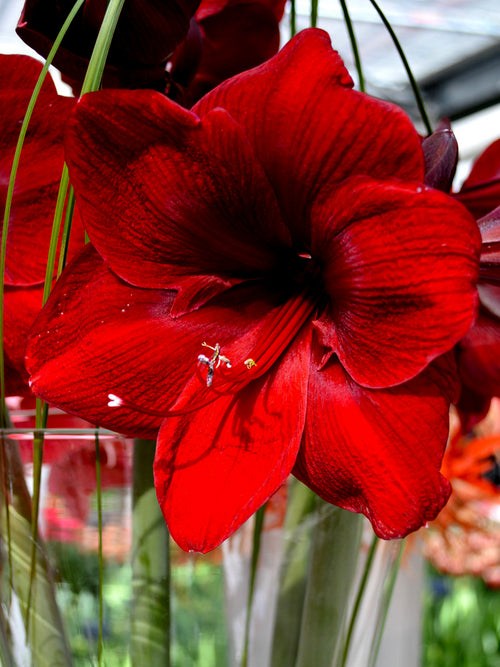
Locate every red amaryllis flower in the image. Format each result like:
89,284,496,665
170,0,287,106
26,29,481,553
16,0,201,91
0,54,83,396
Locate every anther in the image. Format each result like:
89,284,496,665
197,342,232,387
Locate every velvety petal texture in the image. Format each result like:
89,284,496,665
194,29,425,242
294,356,455,538
155,328,311,552
172,0,286,106
17,0,201,90
26,245,295,437
65,90,291,313
27,29,482,551
311,176,480,388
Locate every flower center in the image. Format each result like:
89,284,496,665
108,264,323,419
198,265,323,394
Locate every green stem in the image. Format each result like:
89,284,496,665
270,479,317,667
338,0,365,92
240,505,266,667
131,439,170,666
290,0,296,37
340,534,379,667
27,401,48,630
294,504,363,667
310,0,318,28
367,0,432,134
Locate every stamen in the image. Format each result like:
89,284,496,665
197,342,232,387
217,269,322,391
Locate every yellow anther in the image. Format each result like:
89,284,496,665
244,359,257,369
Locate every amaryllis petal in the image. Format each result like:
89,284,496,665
457,310,500,398
294,356,455,538
177,0,284,105
0,52,56,94
455,385,492,432
154,328,311,553
194,29,424,242
66,90,291,310
4,284,43,385
456,137,500,219
311,176,481,388
462,137,500,187
17,0,201,90
25,245,293,436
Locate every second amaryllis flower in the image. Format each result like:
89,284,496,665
26,29,481,553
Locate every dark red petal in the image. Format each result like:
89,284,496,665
293,356,455,539
3,284,43,387
0,58,79,285
196,0,287,21
194,29,424,242
3,362,31,397
17,0,200,89
422,125,458,193
456,138,500,219
154,327,311,553
455,386,491,433
457,309,500,398
180,0,282,105
0,53,56,94
311,176,481,388
25,245,288,436
66,90,290,310
462,137,500,187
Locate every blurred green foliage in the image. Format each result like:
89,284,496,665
423,566,500,667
